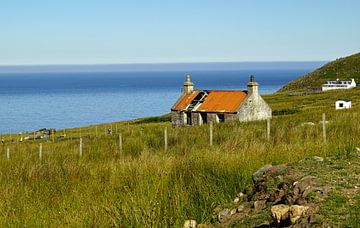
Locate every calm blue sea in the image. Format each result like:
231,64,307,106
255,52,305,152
0,69,313,133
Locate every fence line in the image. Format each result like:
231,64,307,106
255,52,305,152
39,143,43,160
79,138,83,157
164,128,168,151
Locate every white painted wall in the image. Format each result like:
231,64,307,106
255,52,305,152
335,100,352,110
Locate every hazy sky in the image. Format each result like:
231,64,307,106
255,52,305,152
1,0,359,65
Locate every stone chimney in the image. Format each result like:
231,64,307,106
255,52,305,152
247,75,259,95
183,74,194,94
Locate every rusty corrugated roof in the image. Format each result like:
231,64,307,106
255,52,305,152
196,90,247,113
171,90,200,111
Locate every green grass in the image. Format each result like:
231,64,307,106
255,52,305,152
0,87,359,226
278,52,360,93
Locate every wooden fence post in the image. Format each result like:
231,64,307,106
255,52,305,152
164,127,168,151
39,143,42,160
119,133,123,151
79,138,83,157
267,118,271,141
322,113,327,143
95,126,98,138
6,147,10,160
52,129,55,142
210,121,213,146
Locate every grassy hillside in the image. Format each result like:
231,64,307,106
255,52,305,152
278,52,360,93
0,88,359,226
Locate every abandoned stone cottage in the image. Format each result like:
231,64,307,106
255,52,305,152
171,75,272,127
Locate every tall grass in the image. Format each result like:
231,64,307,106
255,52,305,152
0,88,359,226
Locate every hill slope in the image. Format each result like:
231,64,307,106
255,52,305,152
278,52,360,93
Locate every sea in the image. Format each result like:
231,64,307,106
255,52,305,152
0,62,325,133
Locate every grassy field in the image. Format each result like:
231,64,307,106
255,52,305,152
0,87,359,227
278,52,360,93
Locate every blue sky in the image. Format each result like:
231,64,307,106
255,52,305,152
0,0,359,65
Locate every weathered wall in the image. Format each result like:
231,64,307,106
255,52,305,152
207,113,219,123
224,113,238,122
237,93,272,122
191,113,200,126
171,111,186,127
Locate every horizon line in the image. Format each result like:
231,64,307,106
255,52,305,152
0,60,328,68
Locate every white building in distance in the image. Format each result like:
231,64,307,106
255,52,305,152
335,99,352,110
322,79,356,91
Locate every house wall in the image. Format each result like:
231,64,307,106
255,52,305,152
335,101,352,110
237,93,272,121
207,113,219,123
191,113,201,125
224,113,238,122
171,111,186,127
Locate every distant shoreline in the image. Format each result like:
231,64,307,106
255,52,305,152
0,61,326,74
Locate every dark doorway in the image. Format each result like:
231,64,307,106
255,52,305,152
186,112,192,125
200,113,207,124
217,114,225,122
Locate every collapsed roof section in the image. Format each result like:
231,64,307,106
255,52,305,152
171,90,248,113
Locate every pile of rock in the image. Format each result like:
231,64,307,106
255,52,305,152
183,156,330,227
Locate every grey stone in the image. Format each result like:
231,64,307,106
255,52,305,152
218,208,230,222
289,205,309,224
237,205,245,212
233,197,240,203
253,164,272,182
254,200,267,211
313,156,324,162
183,220,197,228
236,192,247,202
271,204,290,223
301,122,315,126
230,208,237,216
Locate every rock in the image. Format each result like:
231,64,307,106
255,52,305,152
183,220,197,228
237,205,245,212
294,176,317,193
301,122,315,126
289,205,309,224
254,200,267,211
230,208,237,216
218,208,230,222
271,204,290,223
237,192,247,202
233,197,240,203
253,164,272,182
313,156,324,162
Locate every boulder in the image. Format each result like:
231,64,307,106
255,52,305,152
183,220,197,228
237,205,245,212
236,192,247,202
218,208,230,222
253,164,272,182
313,156,324,162
271,204,290,223
301,122,315,126
289,205,309,224
233,197,240,203
230,208,237,216
254,200,267,211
